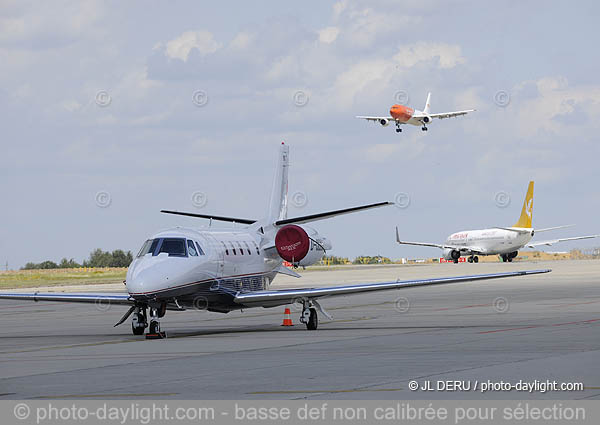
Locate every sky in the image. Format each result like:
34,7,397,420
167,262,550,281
2,0,600,268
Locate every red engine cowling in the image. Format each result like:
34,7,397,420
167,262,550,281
275,224,310,263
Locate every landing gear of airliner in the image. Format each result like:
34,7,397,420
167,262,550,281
300,302,318,330
421,126,428,131
467,256,479,263
396,123,402,133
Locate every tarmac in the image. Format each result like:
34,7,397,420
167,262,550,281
0,260,599,400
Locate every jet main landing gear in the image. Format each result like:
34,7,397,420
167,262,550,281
467,256,479,263
299,302,319,330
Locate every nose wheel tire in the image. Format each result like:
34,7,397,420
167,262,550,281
131,310,147,336
306,308,318,330
149,320,160,334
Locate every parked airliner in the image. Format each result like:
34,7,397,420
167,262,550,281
0,145,549,338
356,92,474,133
396,181,598,263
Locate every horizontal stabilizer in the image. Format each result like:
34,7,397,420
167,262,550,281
275,202,393,226
161,210,256,225
493,226,532,234
535,224,575,233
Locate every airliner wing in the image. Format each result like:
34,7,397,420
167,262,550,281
526,235,599,248
414,109,475,120
395,227,452,250
356,116,394,122
234,269,550,308
0,292,133,304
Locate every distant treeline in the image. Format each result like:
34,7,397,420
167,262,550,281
321,255,392,265
22,249,134,270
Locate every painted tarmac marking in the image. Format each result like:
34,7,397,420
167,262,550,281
480,318,600,334
248,388,403,394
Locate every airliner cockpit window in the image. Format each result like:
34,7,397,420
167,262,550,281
187,240,198,256
195,241,205,255
157,238,187,257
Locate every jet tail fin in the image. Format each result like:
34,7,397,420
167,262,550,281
423,92,432,114
267,142,290,223
513,181,534,228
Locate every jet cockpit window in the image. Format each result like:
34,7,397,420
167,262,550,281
137,239,153,257
187,240,198,256
195,241,205,255
156,238,187,257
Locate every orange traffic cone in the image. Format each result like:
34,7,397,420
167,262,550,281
281,307,294,326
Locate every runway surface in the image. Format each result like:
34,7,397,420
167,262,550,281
1,260,599,400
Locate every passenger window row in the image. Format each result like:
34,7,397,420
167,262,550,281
221,240,260,256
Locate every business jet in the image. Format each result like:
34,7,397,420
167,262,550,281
396,181,598,263
356,92,475,133
0,145,549,338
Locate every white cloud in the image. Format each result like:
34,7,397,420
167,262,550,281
513,77,600,137
229,32,253,49
393,42,465,69
318,26,339,44
165,30,221,61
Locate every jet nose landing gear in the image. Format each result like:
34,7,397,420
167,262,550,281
145,304,167,339
131,306,147,336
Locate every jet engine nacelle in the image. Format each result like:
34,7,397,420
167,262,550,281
379,118,390,127
443,249,461,261
422,115,432,124
275,225,331,267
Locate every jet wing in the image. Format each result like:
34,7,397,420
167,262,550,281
234,269,550,308
0,292,133,304
395,227,453,250
526,235,599,248
355,116,394,122
414,109,475,120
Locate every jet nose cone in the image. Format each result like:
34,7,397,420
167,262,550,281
126,258,170,296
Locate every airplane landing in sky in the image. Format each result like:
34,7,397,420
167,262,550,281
396,181,599,263
357,92,475,133
0,145,550,338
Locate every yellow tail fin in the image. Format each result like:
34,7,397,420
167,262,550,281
513,181,534,228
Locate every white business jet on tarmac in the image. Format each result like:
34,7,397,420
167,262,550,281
0,144,550,338
396,181,599,263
